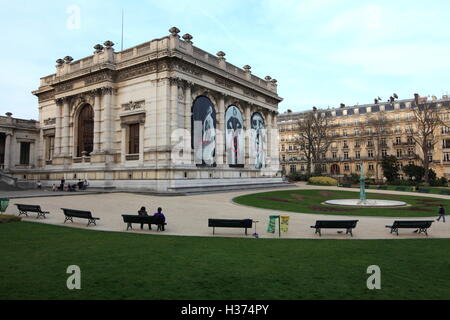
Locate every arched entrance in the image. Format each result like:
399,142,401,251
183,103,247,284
77,104,94,157
331,164,340,175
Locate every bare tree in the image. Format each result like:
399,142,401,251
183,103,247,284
295,112,314,176
365,114,390,181
411,94,442,184
295,109,332,176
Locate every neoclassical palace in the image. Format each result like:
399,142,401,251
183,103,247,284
278,96,450,180
13,27,282,192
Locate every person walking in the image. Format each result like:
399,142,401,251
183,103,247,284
437,204,446,223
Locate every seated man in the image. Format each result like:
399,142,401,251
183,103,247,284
138,206,149,230
153,207,166,231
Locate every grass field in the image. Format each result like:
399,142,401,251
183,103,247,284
1,221,449,300
233,189,448,217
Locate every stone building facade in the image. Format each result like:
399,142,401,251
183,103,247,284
0,113,39,173
278,96,450,180
26,27,282,192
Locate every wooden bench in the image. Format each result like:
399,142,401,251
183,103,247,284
310,220,359,236
61,208,100,226
15,204,49,219
377,185,387,190
386,220,434,236
208,218,253,235
418,189,430,193
341,184,352,188
395,186,406,191
122,215,166,231
440,190,450,195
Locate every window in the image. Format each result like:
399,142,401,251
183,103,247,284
290,165,296,173
382,149,387,157
395,137,401,145
344,163,350,171
367,140,374,147
344,152,349,160
368,150,374,158
444,152,450,162
356,163,361,171
300,165,305,171
128,123,140,154
77,104,94,157
355,151,360,159
343,140,349,148
355,141,360,148
380,138,387,146
442,126,450,134
428,152,433,162
281,145,285,151
20,142,30,165
407,136,414,145
45,136,54,161
408,148,414,156
368,163,374,171
343,130,348,136
395,125,401,133
332,151,337,159
444,139,450,149
397,149,402,157
354,129,360,136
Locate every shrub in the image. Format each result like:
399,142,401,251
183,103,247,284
309,176,338,186
287,172,309,182
0,215,21,224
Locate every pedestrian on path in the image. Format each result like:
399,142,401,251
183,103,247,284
437,204,446,223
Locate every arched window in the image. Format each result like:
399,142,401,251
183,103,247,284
225,106,244,167
77,104,94,157
192,96,216,166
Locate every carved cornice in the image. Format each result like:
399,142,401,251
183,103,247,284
122,100,145,111
43,117,56,126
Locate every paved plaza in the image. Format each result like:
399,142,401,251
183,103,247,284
4,184,450,239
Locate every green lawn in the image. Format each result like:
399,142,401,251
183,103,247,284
234,189,447,217
1,221,449,300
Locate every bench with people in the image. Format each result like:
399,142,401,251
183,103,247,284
122,207,167,231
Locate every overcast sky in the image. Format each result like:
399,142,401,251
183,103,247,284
1,0,450,119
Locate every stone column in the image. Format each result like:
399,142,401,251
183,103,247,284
139,122,144,164
266,111,273,169
93,90,101,153
55,99,63,156
184,82,193,163
120,124,126,163
216,94,225,165
4,133,11,170
100,87,113,153
244,104,252,167
170,78,179,146
61,98,70,156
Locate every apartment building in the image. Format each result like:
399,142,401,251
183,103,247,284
278,96,450,180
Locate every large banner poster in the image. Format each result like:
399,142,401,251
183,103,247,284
192,96,216,166
225,106,244,167
251,112,266,169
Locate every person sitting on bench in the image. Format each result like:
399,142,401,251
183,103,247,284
153,207,166,231
77,179,84,190
138,206,149,230
59,179,65,191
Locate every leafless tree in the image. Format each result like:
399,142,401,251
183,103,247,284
295,109,332,176
411,94,443,184
365,114,390,181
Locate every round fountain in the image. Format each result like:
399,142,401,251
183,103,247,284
325,167,407,207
